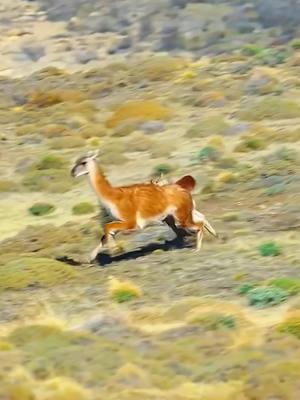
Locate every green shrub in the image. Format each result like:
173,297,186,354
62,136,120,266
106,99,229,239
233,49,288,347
238,283,256,295
269,278,300,295
258,241,281,257
152,163,174,177
265,183,286,196
36,154,65,170
247,287,289,307
195,146,220,162
72,202,95,215
109,277,142,303
241,44,263,56
234,137,267,152
28,202,56,216
255,48,290,66
291,38,300,50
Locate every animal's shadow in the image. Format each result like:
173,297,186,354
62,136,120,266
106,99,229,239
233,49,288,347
95,236,194,267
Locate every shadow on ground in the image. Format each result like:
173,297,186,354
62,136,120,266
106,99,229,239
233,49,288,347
94,236,193,266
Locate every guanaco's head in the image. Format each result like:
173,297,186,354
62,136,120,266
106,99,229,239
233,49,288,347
70,151,99,178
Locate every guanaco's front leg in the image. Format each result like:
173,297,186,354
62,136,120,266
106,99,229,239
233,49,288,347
90,220,136,261
104,220,136,255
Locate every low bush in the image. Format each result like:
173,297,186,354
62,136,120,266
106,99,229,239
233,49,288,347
72,202,95,215
28,202,56,216
258,241,281,257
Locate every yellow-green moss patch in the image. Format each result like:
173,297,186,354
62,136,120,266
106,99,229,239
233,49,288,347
0,257,77,290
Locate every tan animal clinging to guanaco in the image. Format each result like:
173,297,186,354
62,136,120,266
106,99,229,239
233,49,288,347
71,151,213,261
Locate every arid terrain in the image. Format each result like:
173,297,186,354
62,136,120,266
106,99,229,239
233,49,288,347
0,0,300,399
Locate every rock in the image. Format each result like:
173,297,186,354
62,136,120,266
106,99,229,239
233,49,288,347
116,35,132,51
18,136,42,145
22,45,45,62
139,121,165,134
255,0,300,30
15,158,35,173
85,14,118,33
245,68,281,95
226,123,251,136
75,50,98,64
138,15,154,40
73,314,133,340
158,23,180,51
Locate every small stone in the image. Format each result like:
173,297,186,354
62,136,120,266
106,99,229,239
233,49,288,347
139,121,165,134
22,45,45,62
75,50,98,64
18,136,42,145
15,158,35,173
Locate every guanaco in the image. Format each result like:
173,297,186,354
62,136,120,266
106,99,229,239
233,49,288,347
71,151,216,261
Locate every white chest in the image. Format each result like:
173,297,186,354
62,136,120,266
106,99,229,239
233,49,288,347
102,200,122,220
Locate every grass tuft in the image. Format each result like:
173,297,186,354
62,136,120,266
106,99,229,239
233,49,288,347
108,276,142,303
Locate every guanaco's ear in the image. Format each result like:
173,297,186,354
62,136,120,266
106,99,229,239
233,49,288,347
88,150,100,160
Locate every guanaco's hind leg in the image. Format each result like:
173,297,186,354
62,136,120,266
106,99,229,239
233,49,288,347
163,215,187,240
175,209,204,252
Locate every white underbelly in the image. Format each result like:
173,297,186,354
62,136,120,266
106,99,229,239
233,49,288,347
136,207,176,229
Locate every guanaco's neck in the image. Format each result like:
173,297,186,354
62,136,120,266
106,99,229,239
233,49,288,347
87,160,114,201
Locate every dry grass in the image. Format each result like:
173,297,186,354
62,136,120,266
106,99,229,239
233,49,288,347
106,100,171,129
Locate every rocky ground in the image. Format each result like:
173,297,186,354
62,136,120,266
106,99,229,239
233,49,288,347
0,0,300,399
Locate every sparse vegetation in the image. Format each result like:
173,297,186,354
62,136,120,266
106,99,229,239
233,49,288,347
22,169,74,193
35,154,66,170
185,116,229,138
0,180,19,192
278,311,300,339
72,202,95,215
188,312,236,329
238,97,300,121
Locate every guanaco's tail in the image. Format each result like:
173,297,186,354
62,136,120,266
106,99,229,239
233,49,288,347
175,175,196,192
